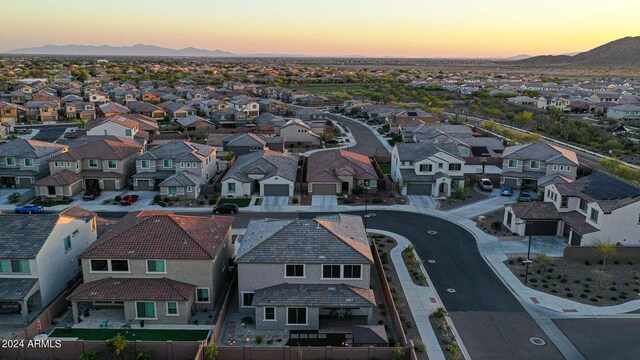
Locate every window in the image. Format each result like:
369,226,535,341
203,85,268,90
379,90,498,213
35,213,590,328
285,264,305,278
147,260,166,273
180,162,185,168
135,302,156,319
460,148,469,156
579,199,588,213
125,129,132,136
141,160,151,169
322,265,341,279
63,236,72,252
90,259,109,272
163,159,173,168
566,166,572,172
264,307,276,321
76,161,80,170
530,160,540,169
53,162,59,167
227,183,236,193
559,165,565,171
88,159,98,168
287,307,307,325
507,211,513,226
438,163,443,169
560,197,568,208
507,159,518,168
187,186,193,192
552,165,558,171
166,301,179,316
107,160,117,169
419,164,432,172
343,265,362,279
196,288,210,303
110,260,129,272
6,157,16,166
0,260,8,273
590,209,599,223
11,260,30,273
25,158,33,167
186,162,192,168
242,292,255,307
448,163,461,171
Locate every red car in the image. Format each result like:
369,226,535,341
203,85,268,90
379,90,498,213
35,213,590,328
120,194,140,205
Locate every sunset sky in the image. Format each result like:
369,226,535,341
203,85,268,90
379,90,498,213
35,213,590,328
2,0,638,57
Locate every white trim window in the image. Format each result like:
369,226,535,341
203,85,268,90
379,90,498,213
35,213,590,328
530,160,540,169
88,159,99,168
6,157,16,166
343,265,362,279
24,158,34,167
107,160,117,169
141,160,151,169
89,259,130,273
264,307,276,321
196,288,210,303
285,264,305,278
166,301,179,316
507,159,518,168
286,307,307,325
164,159,173,168
187,186,193,193
242,292,255,307
321,264,341,279
135,301,157,320
146,260,166,273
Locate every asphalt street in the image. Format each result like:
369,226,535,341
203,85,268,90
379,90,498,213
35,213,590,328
15,124,70,142
554,318,640,360
325,113,392,161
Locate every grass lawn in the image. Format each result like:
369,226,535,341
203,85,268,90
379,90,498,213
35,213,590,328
49,328,208,342
286,331,346,347
378,164,391,174
34,198,74,207
217,197,252,207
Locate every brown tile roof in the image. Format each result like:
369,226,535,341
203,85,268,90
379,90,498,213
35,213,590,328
60,206,97,222
68,277,195,301
507,202,597,235
35,169,83,186
307,150,378,183
51,139,142,161
80,211,233,259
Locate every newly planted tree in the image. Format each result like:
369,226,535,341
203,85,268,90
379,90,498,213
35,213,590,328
595,240,617,271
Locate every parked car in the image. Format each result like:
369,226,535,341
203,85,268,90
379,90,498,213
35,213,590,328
500,187,513,196
334,137,347,143
82,187,102,201
14,203,44,214
214,203,239,214
518,191,533,202
120,194,140,205
478,178,494,191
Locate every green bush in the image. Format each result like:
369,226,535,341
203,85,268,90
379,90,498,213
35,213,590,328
255,334,263,344
156,201,167,207
432,307,448,318
628,260,636,265
80,350,98,360
209,196,218,205
153,195,161,202
198,200,205,205
7,192,21,204
135,348,152,360
241,316,254,325
414,340,426,353
292,197,299,204
584,260,592,266
372,197,383,203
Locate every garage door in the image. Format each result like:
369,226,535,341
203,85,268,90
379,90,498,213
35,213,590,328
503,178,518,188
312,183,337,195
103,179,117,191
407,183,432,195
264,184,290,196
526,221,557,236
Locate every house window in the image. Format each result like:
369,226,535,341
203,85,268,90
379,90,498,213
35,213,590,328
508,160,518,168
227,183,236,193
242,292,255,307
438,163,443,169
530,160,540,169
343,265,362,279
419,164,432,172
89,159,98,168
11,260,30,273
110,260,129,272
0,260,9,273
560,197,568,208
187,186,193,192
196,288,210,303
125,129,132,136
180,162,185,168
590,209,599,223
76,162,80,170
163,159,173,168
552,165,558,171
287,307,307,325
147,260,166,273
264,307,276,321
559,165,565,171
186,162,192,168
166,301,179,316
448,163,461,171
579,199,588,213
107,160,117,169
135,302,156,319
25,158,34,167
460,148,469,156
63,236,72,252
506,211,513,227
322,265,341,279
90,259,109,272
141,160,151,169
285,264,305,278
566,166,571,172
6,157,16,166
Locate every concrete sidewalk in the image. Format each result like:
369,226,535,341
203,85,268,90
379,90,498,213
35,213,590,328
446,194,515,218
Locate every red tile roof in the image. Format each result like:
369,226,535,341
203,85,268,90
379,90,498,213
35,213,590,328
307,149,378,182
68,277,195,301
80,211,233,259
51,139,142,161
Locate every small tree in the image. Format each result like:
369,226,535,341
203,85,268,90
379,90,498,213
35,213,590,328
536,252,553,272
107,333,128,360
79,350,97,360
7,192,21,204
595,240,616,271
135,348,152,360
391,344,405,360
204,341,219,360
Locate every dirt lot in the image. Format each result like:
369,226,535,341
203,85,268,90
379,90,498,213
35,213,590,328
438,189,489,211
338,191,407,206
474,210,515,237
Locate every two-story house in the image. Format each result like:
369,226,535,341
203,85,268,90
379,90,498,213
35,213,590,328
391,142,465,197
0,207,97,324
0,101,27,124
34,139,143,197
236,215,375,330
25,101,59,122
133,140,217,199
67,211,233,325
0,139,68,189
501,142,578,191
230,97,260,117
65,101,96,121
277,119,322,146
99,102,131,117
503,171,640,247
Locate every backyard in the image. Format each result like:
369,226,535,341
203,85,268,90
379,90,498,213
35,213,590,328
49,328,209,342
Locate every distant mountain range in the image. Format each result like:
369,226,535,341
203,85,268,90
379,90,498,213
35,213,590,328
514,36,640,67
4,44,236,57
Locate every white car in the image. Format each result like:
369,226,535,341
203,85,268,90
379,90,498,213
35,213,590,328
478,178,494,191
334,137,347,143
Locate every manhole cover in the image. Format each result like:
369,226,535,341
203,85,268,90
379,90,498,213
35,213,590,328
427,260,436,264
427,230,438,235
529,337,546,346
446,288,456,293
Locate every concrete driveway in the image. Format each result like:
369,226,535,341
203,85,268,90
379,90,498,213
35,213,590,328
407,195,438,209
0,188,32,205
263,196,289,206
500,236,567,257
311,195,338,206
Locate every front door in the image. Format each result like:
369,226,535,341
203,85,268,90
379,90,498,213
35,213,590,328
47,186,56,195
341,181,349,193
438,182,448,196
169,187,177,195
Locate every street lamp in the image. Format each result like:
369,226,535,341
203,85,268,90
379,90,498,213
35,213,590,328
516,220,535,284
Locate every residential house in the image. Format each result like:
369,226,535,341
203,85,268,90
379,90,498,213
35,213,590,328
507,96,538,107
88,91,109,104
537,96,570,111
391,142,465,197
65,102,96,121
126,101,167,119
176,115,215,131
0,101,26,124
68,211,233,325
223,133,285,156
307,150,378,195
166,103,196,119
133,140,217,199
0,207,97,324
259,99,286,115
87,115,143,140
211,108,248,129
230,97,260,117
295,108,326,121
0,139,68,189
99,102,130,117
606,104,640,120
503,172,640,246
221,150,298,197
25,101,59,122
278,119,322,146
236,214,375,330
501,142,578,190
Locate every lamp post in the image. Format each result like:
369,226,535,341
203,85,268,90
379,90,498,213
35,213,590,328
517,220,534,284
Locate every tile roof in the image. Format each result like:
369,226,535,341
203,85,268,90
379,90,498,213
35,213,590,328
553,171,640,213
159,171,202,187
506,202,598,235
99,102,130,114
80,211,232,259
253,283,375,308
35,169,83,186
236,214,372,264
395,142,461,162
0,278,38,301
51,139,142,161
307,149,377,182
222,149,298,183
68,277,195,302
0,139,67,158
138,140,215,162
503,142,578,165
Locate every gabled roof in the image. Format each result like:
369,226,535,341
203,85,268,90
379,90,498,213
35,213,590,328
68,277,195,302
553,171,640,213
0,139,66,158
307,149,377,182
80,211,232,259
503,142,579,165
253,283,375,308
138,140,214,161
51,139,142,161
236,214,372,264
35,169,83,186
99,102,130,114
176,115,213,127
395,142,461,162
159,171,202,187
222,149,298,183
